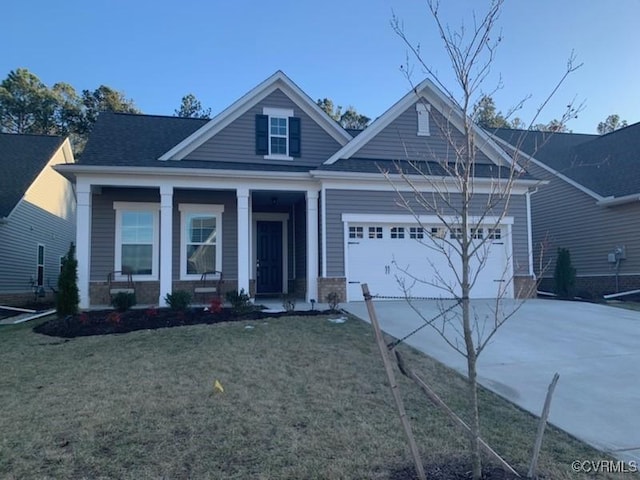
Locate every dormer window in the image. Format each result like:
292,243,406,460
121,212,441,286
256,107,301,159
416,102,431,136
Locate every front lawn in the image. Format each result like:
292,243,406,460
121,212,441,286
0,315,623,479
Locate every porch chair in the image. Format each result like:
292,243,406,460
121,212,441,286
194,271,224,304
107,269,135,303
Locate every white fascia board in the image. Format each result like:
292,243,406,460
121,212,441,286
490,134,604,202
159,71,351,161
325,77,518,171
311,169,539,194
341,213,514,225
597,193,640,207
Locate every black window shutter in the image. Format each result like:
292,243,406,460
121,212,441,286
289,116,301,157
255,114,268,155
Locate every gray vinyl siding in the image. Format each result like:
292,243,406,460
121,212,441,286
528,162,640,279
185,89,342,167
356,101,493,163
90,188,238,282
324,189,529,277
0,199,75,294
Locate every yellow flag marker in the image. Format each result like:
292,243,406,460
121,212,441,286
213,380,224,393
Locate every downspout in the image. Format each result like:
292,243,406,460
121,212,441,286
526,187,538,278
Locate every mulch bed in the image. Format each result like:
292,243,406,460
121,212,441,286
390,460,524,479
33,307,337,338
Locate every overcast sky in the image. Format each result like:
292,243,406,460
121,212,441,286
3,0,638,133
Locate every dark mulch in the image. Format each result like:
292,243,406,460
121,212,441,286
390,460,524,479
33,307,337,338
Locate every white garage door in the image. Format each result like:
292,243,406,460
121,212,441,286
346,222,512,301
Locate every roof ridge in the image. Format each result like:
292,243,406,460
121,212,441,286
100,111,209,121
0,132,63,139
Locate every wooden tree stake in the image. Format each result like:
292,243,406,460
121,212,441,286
528,373,560,479
362,284,427,480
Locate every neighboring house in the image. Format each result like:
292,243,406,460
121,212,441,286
493,123,640,297
55,71,538,309
0,133,76,305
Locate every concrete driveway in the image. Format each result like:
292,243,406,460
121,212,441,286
345,299,640,464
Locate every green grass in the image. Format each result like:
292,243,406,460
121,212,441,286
0,315,629,479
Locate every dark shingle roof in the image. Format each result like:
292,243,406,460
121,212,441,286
80,112,209,167
493,125,640,197
318,157,535,180
0,133,65,217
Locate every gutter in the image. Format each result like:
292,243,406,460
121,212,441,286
596,194,640,207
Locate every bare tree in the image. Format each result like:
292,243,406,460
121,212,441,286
390,1,581,477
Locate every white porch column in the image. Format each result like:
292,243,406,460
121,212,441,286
306,190,319,302
237,187,250,295
159,185,173,306
76,180,92,309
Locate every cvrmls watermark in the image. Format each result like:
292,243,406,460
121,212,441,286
571,460,638,474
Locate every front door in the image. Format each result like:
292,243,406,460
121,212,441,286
256,221,283,294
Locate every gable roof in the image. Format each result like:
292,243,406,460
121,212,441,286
325,78,517,170
0,133,65,218
493,124,640,199
159,70,352,161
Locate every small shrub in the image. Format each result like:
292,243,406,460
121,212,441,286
144,306,158,318
225,289,252,314
56,243,79,316
165,290,192,311
107,311,122,325
281,293,296,312
209,297,223,314
554,248,576,298
326,291,341,311
111,292,136,312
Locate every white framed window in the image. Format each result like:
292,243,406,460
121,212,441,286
416,102,431,136
179,204,224,280
263,107,294,159
391,227,405,239
36,244,45,287
349,226,363,239
368,226,383,239
114,202,159,280
410,227,424,239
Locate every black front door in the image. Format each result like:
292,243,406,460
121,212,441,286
257,221,283,294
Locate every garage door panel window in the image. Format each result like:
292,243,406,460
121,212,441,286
368,226,383,239
349,226,363,239
390,227,405,239
410,227,424,239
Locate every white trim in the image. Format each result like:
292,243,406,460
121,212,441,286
504,223,515,298
321,185,327,277
159,186,173,306
324,79,516,170
113,202,160,281
252,212,289,294
178,204,225,281
490,133,604,201
526,190,534,277
416,102,431,136
597,193,640,207
76,181,91,309
341,213,514,225
159,71,351,161
237,188,250,295
306,190,319,302
264,155,294,161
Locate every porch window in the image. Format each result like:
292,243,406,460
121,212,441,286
179,204,224,280
114,202,159,279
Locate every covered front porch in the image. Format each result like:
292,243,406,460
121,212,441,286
75,173,320,309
